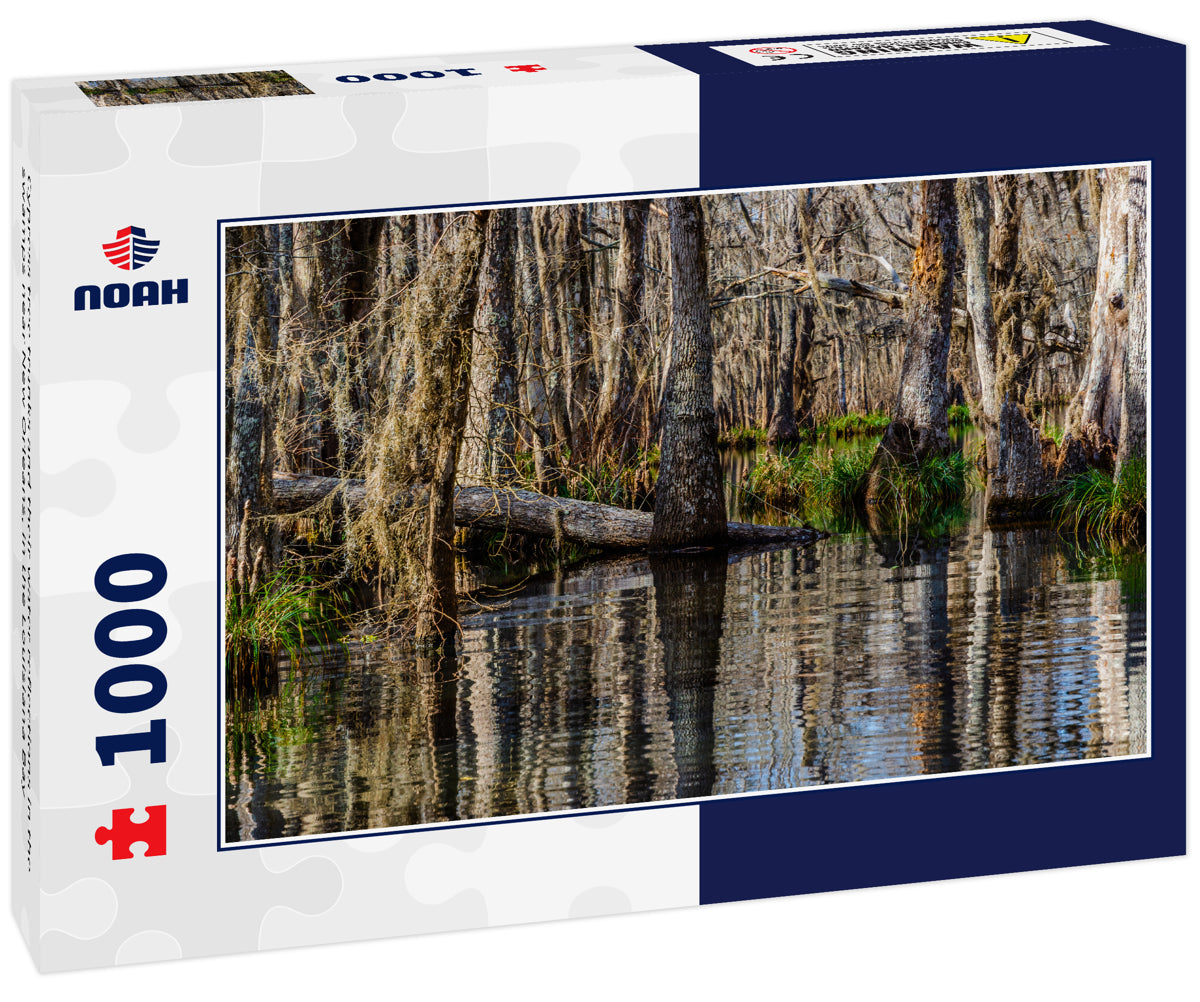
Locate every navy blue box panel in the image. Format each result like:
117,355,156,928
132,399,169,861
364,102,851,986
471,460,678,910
642,21,1185,190
698,757,1185,904
643,21,1188,907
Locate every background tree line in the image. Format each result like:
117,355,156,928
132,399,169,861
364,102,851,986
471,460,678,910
225,165,1146,651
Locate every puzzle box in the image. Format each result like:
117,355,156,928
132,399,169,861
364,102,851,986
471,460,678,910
12,20,1184,971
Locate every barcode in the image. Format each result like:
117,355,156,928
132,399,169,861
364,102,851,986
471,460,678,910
817,39,981,56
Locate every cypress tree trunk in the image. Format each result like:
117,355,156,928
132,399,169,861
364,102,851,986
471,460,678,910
958,176,1000,444
865,179,958,506
1116,165,1147,478
794,299,815,431
651,197,728,549
463,209,518,485
532,206,573,454
1068,165,1134,465
562,204,592,458
516,206,555,490
413,212,487,646
224,225,283,590
225,334,265,596
767,299,801,444
598,198,650,459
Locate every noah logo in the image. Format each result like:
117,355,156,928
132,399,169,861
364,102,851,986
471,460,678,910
74,225,187,311
102,225,160,270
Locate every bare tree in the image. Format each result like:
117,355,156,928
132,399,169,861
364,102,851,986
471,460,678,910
462,209,518,485
865,179,958,506
651,197,728,548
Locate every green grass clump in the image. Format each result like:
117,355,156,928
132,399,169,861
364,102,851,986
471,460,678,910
718,425,767,448
743,444,871,520
226,568,346,681
815,411,892,438
868,450,974,526
947,403,972,426
1053,459,1146,545
741,443,973,534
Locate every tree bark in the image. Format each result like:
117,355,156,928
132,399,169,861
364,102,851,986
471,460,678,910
411,212,488,645
462,209,519,485
225,334,265,595
224,225,282,587
652,197,728,548
597,199,650,459
957,176,1000,439
1116,165,1147,478
1068,165,1133,463
532,206,573,453
516,206,555,490
865,178,958,505
767,299,800,444
794,300,816,431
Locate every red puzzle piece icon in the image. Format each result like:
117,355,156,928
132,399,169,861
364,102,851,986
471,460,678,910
95,805,167,860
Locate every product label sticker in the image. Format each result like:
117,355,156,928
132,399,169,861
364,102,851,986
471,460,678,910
712,27,1105,67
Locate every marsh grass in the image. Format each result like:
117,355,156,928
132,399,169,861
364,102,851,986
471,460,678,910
947,403,972,426
225,568,348,683
1042,424,1066,447
1053,459,1146,545
718,426,768,448
816,412,892,438
741,443,973,534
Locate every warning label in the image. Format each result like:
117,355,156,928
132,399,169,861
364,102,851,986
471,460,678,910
713,27,1104,67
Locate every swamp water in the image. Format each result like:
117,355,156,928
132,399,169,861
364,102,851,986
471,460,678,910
226,437,1147,842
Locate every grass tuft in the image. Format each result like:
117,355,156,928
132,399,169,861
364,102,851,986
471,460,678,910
740,443,973,534
718,426,768,448
226,568,346,681
815,412,892,438
1053,459,1146,545
947,403,972,426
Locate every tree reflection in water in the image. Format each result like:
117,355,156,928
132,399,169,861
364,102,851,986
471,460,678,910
652,550,728,800
225,511,1146,843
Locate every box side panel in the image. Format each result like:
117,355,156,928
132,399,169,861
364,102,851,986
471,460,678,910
11,85,41,969
696,41,1185,905
29,70,702,969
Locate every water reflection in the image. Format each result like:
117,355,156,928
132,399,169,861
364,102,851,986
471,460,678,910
225,495,1147,842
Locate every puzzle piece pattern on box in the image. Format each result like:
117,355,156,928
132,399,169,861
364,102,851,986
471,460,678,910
259,91,490,214
403,808,700,927
38,793,342,970
255,806,699,950
37,110,131,175
40,878,119,942
256,829,489,950
42,459,116,518
38,374,216,598
167,100,263,166
26,48,702,971
487,72,698,197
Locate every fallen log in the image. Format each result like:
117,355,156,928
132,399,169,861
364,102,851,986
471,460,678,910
271,473,820,550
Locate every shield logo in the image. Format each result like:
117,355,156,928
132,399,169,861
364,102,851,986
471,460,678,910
102,225,160,270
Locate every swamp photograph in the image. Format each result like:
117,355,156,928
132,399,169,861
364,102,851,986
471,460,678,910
223,166,1148,843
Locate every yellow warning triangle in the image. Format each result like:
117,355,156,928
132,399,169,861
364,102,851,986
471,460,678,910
971,33,1031,44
